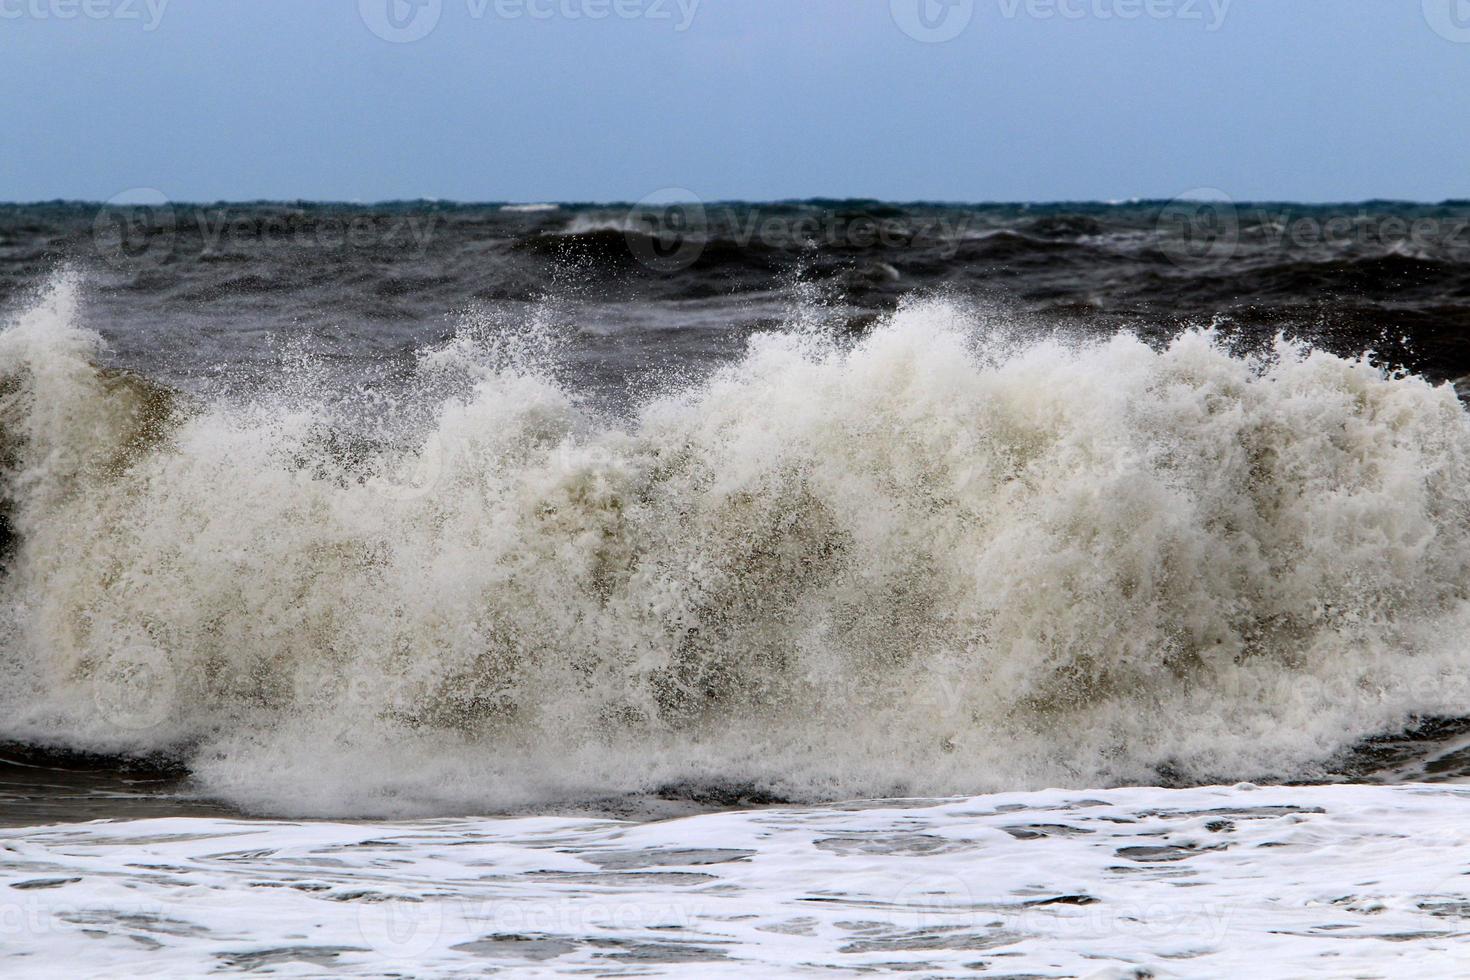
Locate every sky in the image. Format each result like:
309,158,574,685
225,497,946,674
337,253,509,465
2,0,1468,203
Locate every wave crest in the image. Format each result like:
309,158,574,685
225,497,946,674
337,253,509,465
2,273,1469,816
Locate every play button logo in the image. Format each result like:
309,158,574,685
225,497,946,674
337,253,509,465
1424,0,1470,42
360,0,442,43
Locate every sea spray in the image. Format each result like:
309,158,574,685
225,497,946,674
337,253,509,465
1,272,1469,816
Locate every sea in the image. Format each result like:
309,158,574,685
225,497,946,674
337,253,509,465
1,199,1469,976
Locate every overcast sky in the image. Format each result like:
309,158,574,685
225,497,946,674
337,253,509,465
3,0,1467,202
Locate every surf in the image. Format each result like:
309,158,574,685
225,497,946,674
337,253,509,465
1,270,1469,817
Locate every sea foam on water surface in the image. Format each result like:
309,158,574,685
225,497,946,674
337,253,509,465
0,272,1469,816
1,783,1468,977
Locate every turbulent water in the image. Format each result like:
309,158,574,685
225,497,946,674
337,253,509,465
6,784,1470,977
6,201,1470,978
8,198,1470,399
1,201,1470,820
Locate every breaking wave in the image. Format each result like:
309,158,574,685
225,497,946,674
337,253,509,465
2,272,1470,816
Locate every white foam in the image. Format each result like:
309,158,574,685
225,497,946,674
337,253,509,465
557,212,653,236
2,273,1470,816
2,783,1468,977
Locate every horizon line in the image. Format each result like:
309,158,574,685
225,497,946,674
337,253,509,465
3,196,1468,209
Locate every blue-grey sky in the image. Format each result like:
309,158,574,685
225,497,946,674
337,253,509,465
2,0,1467,202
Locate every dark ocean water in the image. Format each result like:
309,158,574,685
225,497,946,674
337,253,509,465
6,199,1470,398
4,199,1470,824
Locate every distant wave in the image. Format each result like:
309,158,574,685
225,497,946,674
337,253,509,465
556,212,649,236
